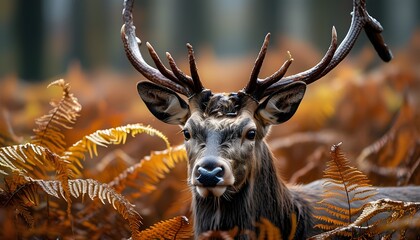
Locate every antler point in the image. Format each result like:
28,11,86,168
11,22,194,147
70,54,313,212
331,26,337,38
287,51,293,60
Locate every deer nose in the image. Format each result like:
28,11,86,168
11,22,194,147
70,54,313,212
196,160,224,187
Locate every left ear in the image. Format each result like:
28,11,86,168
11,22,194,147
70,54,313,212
256,81,306,125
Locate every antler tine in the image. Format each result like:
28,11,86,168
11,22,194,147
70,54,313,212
243,34,296,101
243,33,271,99
145,42,178,82
260,52,294,90
187,43,205,94
262,27,338,98
146,41,199,92
165,52,195,90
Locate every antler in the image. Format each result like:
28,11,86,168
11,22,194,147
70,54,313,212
121,0,204,97
243,0,392,101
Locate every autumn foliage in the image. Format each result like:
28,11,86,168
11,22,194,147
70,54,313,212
1,31,420,239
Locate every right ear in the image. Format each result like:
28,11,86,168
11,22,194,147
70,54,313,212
137,81,190,125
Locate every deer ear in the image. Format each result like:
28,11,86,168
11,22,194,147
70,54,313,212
256,82,306,125
137,81,190,125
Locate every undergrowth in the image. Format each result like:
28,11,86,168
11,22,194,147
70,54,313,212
0,79,419,239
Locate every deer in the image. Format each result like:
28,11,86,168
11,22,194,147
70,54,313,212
121,0,420,238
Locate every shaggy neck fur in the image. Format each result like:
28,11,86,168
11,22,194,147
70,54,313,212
192,141,313,239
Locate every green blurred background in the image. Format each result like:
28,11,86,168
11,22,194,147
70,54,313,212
0,0,418,82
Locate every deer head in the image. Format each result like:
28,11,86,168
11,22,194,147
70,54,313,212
122,0,392,235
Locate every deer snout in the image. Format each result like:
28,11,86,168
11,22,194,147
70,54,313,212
196,164,224,187
192,157,234,197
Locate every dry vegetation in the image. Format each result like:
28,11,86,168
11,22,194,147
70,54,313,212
0,31,419,239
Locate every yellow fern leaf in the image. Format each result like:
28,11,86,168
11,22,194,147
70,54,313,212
138,216,192,239
32,79,81,156
63,123,170,175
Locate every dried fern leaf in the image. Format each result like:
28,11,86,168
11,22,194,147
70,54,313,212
108,145,187,195
0,143,73,180
353,199,420,227
138,216,192,239
314,142,377,233
27,177,142,239
63,123,170,174
310,199,420,239
0,143,73,215
32,79,81,156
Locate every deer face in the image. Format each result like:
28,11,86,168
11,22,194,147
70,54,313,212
137,81,306,198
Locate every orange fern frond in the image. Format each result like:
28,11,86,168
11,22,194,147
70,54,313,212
108,145,187,195
31,79,81,156
63,123,170,174
314,142,377,233
138,216,192,239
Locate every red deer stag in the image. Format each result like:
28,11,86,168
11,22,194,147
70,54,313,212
122,0,419,238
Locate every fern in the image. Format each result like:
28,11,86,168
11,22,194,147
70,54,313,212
0,79,188,239
108,145,187,195
31,79,81,156
0,143,73,215
314,142,377,235
138,216,192,239
310,199,420,239
63,123,170,174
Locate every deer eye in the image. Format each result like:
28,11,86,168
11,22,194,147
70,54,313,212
245,129,256,140
182,129,191,141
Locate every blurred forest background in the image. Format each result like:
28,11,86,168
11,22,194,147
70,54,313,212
0,0,420,238
0,0,419,81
